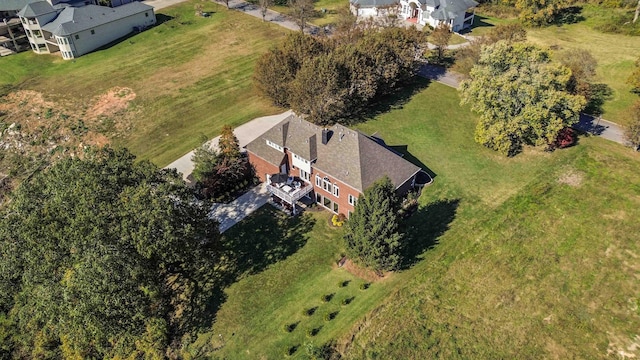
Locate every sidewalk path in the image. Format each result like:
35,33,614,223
418,63,629,147
142,0,188,10
209,183,270,233
213,0,321,33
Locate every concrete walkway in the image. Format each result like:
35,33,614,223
142,0,188,10
209,183,271,233
418,63,630,147
214,0,322,33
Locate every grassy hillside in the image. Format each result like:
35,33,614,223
0,1,286,166
188,82,639,358
343,84,640,358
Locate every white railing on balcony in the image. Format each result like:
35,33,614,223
267,182,314,204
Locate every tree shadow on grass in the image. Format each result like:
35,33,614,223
400,199,459,269
345,77,432,125
221,207,314,281
178,208,313,334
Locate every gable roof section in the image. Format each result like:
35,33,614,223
2,0,39,12
40,2,152,36
349,0,398,8
17,1,55,17
424,0,478,20
245,115,422,193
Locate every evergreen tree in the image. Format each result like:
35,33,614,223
219,124,241,160
344,176,403,272
191,138,219,183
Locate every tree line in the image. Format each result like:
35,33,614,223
254,27,427,125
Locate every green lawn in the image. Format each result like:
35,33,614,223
465,7,640,126
0,1,287,166
192,82,640,358
187,207,402,358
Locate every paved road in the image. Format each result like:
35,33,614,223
418,63,630,147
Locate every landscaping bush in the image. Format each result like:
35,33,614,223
306,328,319,337
338,280,349,287
324,311,338,321
341,297,353,306
359,283,370,290
285,345,298,356
302,307,317,316
283,322,298,333
321,293,333,303
331,214,344,227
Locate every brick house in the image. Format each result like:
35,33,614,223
245,114,428,217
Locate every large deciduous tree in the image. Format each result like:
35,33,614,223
628,57,640,94
344,176,403,272
516,0,561,26
191,138,219,183
0,147,220,359
459,42,586,156
454,23,527,76
626,101,640,150
289,0,314,32
431,23,452,61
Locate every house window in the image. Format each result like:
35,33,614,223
333,185,339,198
323,196,331,208
266,140,283,152
145,12,149,17
25,29,31,37
315,175,321,187
33,30,42,38
348,210,352,218
75,34,79,40
316,192,322,204
333,202,339,213
322,177,332,193
300,169,310,182
348,194,357,206
91,29,95,35
21,17,26,24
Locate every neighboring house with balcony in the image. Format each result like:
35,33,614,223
245,115,430,218
350,0,477,32
17,0,155,59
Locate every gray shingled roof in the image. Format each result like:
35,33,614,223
1,0,38,12
41,2,152,36
423,0,478,20
245,115,421,192
349,0,398,8
17,1,55,17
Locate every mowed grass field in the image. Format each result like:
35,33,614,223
466,6,640,126
187,82,639,358
0,1,287,166
345,83,640,358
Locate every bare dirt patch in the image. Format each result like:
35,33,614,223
85,87,136,120
557,169,584,187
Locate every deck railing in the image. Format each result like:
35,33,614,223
267,182,314,204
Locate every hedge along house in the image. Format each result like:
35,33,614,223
18,0,155,59
245,115,430,217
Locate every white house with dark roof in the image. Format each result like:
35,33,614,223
17,0,155,59
350,0,477,32
400,0,477,31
